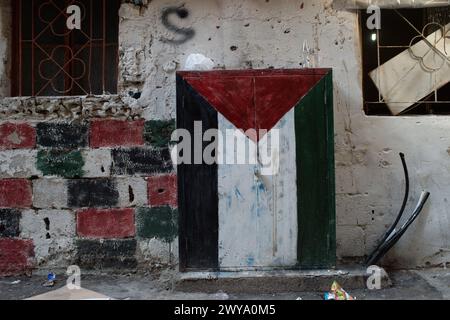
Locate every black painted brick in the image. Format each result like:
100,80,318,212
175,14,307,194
68,179,119,208
37,123,88,148
111,148,173,175
0,209,21,238
75,239,137,269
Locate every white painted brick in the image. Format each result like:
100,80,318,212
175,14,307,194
0,150,39,178
33,179,68,209
117,177,148,207
336,225,365,258
82,148,112,177
336,193,372,226
20,210,75,266
137,238,178,265
335,166,359,195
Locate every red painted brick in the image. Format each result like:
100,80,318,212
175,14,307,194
0,239,35,277
0,123,35,150
0,179,32,208
148,174,177,207
90,120,145,148
77,208,135,239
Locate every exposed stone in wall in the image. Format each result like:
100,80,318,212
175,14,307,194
0,96,142,121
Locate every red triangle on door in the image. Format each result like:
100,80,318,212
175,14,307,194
180,69,328,142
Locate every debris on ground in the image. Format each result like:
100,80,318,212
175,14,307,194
324,281,355,300
10,280,21,285
42,273,56,288
213,291,229,300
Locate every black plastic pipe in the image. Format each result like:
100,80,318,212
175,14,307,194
366,191,430,266
365,152,409,265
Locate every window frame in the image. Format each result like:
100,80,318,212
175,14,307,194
11,0,120,97
360,7,450,116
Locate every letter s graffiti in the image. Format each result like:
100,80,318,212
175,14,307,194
161,6,195,45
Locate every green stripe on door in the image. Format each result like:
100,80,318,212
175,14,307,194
295,71,336,268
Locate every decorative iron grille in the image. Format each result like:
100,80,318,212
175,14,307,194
12,0,120,97
362,7,450,115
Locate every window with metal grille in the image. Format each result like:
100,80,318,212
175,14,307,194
361,7,450,115
12,0,120,97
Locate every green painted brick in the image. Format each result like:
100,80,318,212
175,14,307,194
37,149,84,178
144,120,175,148
136,206,178,242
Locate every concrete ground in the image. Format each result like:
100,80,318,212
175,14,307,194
0,268,448,300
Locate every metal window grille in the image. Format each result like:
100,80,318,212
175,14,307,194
12,0,120,97
361,7,450,115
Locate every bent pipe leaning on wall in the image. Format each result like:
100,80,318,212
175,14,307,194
366,191,430,266
365,152,430,266
365,153,409,265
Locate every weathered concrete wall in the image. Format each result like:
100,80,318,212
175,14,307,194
0,0,449,275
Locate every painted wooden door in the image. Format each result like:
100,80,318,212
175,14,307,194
177,69,335,271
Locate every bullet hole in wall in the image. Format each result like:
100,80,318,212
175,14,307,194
44,217,51,239
44,217,50,231
129,91,142,100
129,186,135,203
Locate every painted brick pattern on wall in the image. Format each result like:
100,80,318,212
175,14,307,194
0,179,32,208
0,119,177,276
90,120,145,148
0,123,35,150
148,174,177,207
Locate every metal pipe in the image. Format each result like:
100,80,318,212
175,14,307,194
366,191,430,266
365,153,409,265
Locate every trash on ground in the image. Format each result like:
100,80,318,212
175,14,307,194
213,291,229,300
324,281,355,300
42,273,56,287
10,280,21,285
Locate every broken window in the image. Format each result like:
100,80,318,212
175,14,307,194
361,7,450,115
11,0,120,97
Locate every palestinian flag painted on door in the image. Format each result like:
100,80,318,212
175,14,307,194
176,69,335,271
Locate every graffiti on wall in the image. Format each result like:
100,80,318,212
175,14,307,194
161,6,195,44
